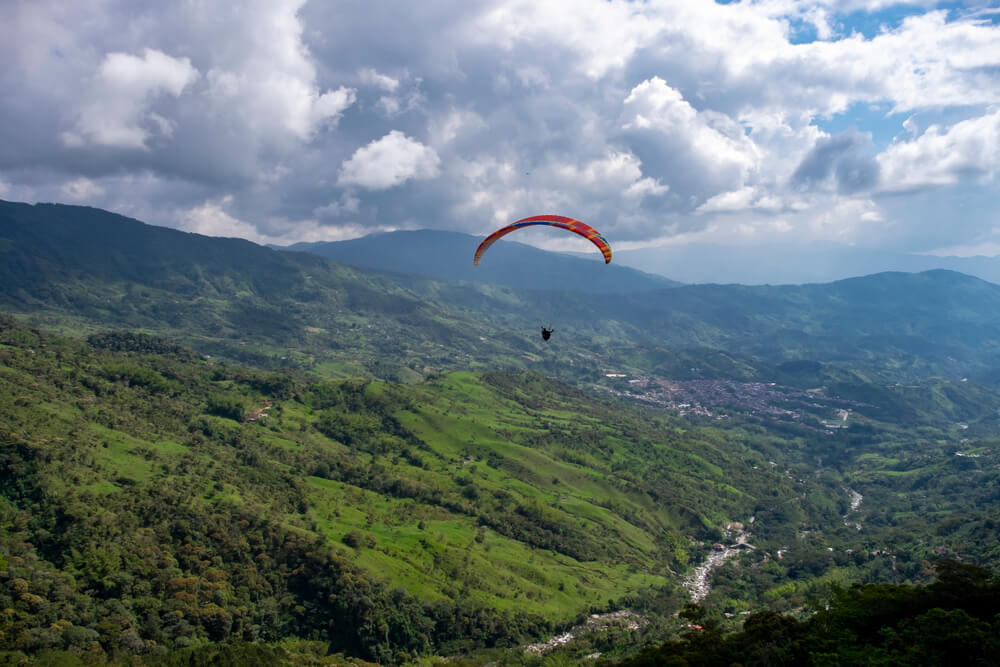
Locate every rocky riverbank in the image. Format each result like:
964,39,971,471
524,610,646,656
682,531,752,602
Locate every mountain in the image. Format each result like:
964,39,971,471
6,199,1000,385
281,229,681,292
616,241,1000,286
0,199,539,379
0,316,840,661
605,269,1000,375
5,314,1000,663
7,201,1000,662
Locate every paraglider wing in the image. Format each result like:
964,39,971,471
473,214,612,265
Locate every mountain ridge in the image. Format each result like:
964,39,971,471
5,199,1000,384
280,229,681,293
615,240,1000,286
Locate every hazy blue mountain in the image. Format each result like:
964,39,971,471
6,199,1000,384
616,241,1000,285
281,229,681,292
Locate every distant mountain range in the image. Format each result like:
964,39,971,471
283,230,1000,288
615,241,1000,285
6,199,1000,385
281,230,680,292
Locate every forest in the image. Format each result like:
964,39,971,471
4,204,1000,664
4,311,1000,665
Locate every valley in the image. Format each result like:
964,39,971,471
3,201,1000,664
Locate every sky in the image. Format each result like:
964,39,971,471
2,0,1000,256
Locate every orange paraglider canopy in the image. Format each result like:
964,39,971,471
473,214,612,265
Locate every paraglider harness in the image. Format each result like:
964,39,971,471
541,327,553,341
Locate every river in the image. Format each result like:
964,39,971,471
844,488,863,530
682,532,751,602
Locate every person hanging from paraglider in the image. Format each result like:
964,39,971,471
473,215,612,343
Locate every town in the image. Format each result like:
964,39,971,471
600,373,865,432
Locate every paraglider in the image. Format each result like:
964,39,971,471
473,214,612,266
474,215,612,342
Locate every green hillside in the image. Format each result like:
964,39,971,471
1,316,835,663
5,317,1000,664
6,200,1000,385
6,201,1000,663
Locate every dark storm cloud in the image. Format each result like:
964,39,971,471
792,129,880,194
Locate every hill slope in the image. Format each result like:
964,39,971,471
0,317,829,662
6,203,1000,662
5,200,1000,384
6,317,1000,663
0,199,539,379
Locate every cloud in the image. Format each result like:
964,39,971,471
358,67,400,92
792,128,880,194
181,196,258,240
314,192,360,219
619,77,759,210
925,240,1000,258
428,109,486,147
338,130,441,190
550,151,667,200
697,187,786,214
61,177,106,201
473,0,659,79
62,49,198,150
181,195,383,244
3,0,357,185
2,0,1000,253
877,109,1000,192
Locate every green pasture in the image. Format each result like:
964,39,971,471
304,475,671,620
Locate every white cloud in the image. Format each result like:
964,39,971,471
925,240,1000,258
359,67,400,92
312,87,357,130
314,192,360,218
686,193,885,246
621,77,759,206
697,187,759,213
375,89,425,118
193,0,358,143
877,109,1000,191
62,48,198,149
181,196,259,240
474,0,659,79
549,151,668,199
61,177,106,201
622,79,755,171
4,0,1000,250
428,108,486,146
181,195,373,244
806,197,885,237
338,130,441,190
203,66,354,143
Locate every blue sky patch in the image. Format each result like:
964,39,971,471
814,103,905,152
